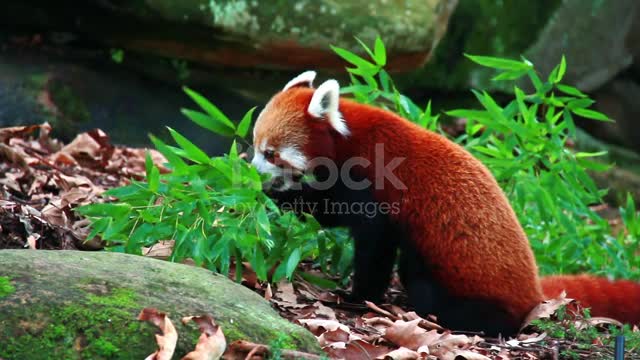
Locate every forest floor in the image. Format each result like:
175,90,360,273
0,124,636,359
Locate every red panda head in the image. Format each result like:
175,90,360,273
251,71,350,190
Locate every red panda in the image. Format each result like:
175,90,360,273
251,71,640,335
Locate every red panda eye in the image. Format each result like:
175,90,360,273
264,150,276,162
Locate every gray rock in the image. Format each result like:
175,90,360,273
0,250,320,359
524,0,638,92
0,0,458,72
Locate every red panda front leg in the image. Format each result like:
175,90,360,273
267,176,399,303
348,211,399,303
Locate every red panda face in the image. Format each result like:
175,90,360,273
251,71,350,191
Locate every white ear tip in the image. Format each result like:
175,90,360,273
308,78,349,137
318,79,339,92
283,71,317,91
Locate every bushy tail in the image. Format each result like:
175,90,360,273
541,275,640,325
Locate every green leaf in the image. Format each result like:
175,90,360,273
354,37,376,62
446,109,493,122
181,109,235,137
567,98,595,110
149,134,189,174
85,217,111,242
373,36,387,66
492,68,530,81
300,272,337,289
465,54,532,71
575,151,607,158
556,84,587,98
145,151,154,178
331,45,377,70
76,203,132,218
556,56,567,83
285,248,302,279
527,70,544,93
167,126,211,164
251,247,267,281
576,158,612,172
183,86,236,131
255,204,271,236
104,183,148,199
228,140,239,160
572,108,612,122
148,165,160,192
378,70,391,93
235,106,256,139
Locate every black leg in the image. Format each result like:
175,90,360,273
398,245,440,316
436,298,520,337
349,217,398,303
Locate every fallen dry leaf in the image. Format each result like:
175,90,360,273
574,316,623,330
143,241,175,259
378,346,421,359
402,312,444,331
324,339,390,360
26,234,39,249
298,318,350,336
449,349,492,360
521,291,574,328
318,328,351,347
429,333,478,360
366,301,397,319
225,340,325,360
264,283,273,301
384,319,441,350
138,308,178,360
181,315,226,360
272,281,306,309
313,301,337,320
0,124,43,143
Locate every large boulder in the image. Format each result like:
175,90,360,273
1,0,458,72
401,0,561,91
403,0,640,152
407,0,638,92
524,0,638,92
0,250,320,359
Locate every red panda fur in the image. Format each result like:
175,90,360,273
541,275,640,324
253,83,640,334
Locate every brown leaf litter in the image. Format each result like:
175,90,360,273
0,123,166,250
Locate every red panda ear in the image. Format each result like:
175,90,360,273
308,79,350,136
283,71,316,91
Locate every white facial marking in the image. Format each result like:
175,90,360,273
283,71,317,91
251,151,278,177
279,146,308,170
308,79,350,136
251,142,307,192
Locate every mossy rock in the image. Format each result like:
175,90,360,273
0,0,457,72
400,0,561,91
0,250,320,359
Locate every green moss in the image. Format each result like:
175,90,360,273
0,276,15,298
87,288,138,308
0,250,322,355
0,286,154,359
270,332,297,350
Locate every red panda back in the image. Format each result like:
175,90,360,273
541,275,640,325
332,98,546,325
256,75,640,334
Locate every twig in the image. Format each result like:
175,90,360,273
243,343,267,360
229,340,324,360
